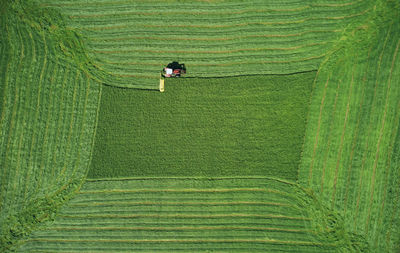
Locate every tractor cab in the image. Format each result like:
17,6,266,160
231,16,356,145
162,61,186,77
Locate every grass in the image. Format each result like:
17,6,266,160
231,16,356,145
0,1,101,251
298,3,400,251
18,177,344,253
35,0,374,88
1,0,400,252
89,72,315,180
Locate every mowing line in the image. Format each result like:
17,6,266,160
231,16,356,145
84,176,293,182
308,75,331,184
56,73,91,186
353,26,392,229
86,81,103,179
373,100,400,248
365,38,400,235
99,54,327,68
71,75,92,174
90,29,341,42
69,201,292,207
85,20,311,29
59,213,310,220
49,67,69,179
385,153,400,248
11,25,37,209
78,188,280,194
80,9,370,31
36,63,58,191
68,7,311,18
93,42,327,55
343,45,372,216
331,53,357,209
312,0,365,7
47,226,311,233
24,31,48,199
56,71,80,180
0,22,23,213
320,60,344,193
21,29,38,204
24,238,329,246
5,23,26,214
45,0,364,9
41,1,305,8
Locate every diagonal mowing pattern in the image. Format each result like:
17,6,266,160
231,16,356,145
36,0,374,89
18,177,346,252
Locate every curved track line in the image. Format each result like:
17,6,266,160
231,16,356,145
331,53,357,209
352,26,392,230
342,46,372,216
364,38,400,235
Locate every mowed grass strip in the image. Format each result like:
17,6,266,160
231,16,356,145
18,178,337,252
36,0,371,88
298,6,400,251
89,72,315,179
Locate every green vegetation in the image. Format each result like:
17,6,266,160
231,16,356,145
89,73,314,179
0,1,101,251
18,177,358,252
35,0,374,89
298,1,400,251
1,0,400,252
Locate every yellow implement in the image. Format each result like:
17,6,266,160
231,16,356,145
159,77,165,92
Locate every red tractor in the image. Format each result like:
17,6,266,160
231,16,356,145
162,61,186,77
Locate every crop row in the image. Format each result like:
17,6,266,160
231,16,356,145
18,178,337,252
0,4,102,251
298,12,400,251
35,0,372,89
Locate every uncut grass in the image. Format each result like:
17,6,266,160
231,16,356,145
89,72,314,179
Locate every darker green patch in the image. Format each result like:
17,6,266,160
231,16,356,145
89,72,315,179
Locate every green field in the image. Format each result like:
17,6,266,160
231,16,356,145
1,0,400,252
89,73,314,179
36,0,373,89
18,177,353,252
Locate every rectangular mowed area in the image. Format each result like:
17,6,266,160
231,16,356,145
89,72,315,179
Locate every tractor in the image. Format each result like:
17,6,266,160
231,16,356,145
162,61,186,77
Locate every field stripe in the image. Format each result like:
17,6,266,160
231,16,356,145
330,53,357,209
24,31,48,199
93,42,328,55
24,238,330,246
58,213,310,220
56,71,80,179
42,0,364,8
4,23,27,215
84,176,295,182
373,99,400,247
69,201,292,207
46,226,311,233
68,7,312,18
36,63,58,191
78,188,285,194
319,59,344,193
49,67,69,178
352,26,392,229
0,22,23,214
342,45,372,216
308,75,331,184
364,38,400,234
91,29,342,42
